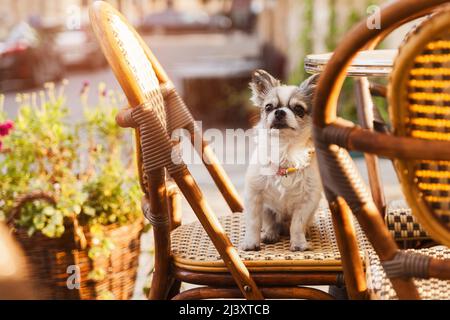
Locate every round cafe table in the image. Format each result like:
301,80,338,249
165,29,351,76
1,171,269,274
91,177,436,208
304,49,399,215
304,49,398,78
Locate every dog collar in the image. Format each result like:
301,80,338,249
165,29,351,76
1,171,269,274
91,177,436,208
276,149,315,177
276,167,298,177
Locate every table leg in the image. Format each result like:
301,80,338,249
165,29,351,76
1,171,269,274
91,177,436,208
354,77,386,216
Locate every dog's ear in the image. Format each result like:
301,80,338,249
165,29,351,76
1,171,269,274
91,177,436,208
250,69,280,106
299,73,320,98
298,74,320,111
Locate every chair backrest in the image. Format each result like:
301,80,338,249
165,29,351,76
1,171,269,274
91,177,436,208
389,6,450,246
312,0,450,300
90,4,163,107
89,1,243,212
89,1,260,299
90,1,167,190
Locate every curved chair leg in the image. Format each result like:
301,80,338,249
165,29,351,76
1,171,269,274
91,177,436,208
328,285,349,300
170,167,264,300
167,279,182,300
149,272,171,300
357,202,422,299
329,197,368,300
355,77,386,215
173,287,335,300
315,136,420,299
146,170,172,300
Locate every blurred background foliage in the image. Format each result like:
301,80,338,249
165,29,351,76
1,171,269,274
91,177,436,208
0,82,143,283
289,0,387,124
0,82,141,238
0,0,394,129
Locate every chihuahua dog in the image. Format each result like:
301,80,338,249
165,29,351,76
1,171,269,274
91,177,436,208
241,70,322,252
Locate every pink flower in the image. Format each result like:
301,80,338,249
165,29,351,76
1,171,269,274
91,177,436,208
80,80,90,95
0,120,14,137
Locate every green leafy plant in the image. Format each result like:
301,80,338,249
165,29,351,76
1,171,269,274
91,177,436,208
290,0,314,84
291,0,387,124
0,81,143,290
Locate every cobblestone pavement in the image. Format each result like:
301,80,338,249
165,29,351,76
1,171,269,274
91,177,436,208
2,32,260,119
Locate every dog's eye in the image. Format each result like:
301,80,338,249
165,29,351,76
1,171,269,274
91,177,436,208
292,104,306,117
265,104,274,112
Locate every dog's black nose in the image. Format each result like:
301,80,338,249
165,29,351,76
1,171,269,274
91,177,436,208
275,109,286,120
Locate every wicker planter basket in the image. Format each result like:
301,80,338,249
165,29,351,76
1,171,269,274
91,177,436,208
9,192,143,300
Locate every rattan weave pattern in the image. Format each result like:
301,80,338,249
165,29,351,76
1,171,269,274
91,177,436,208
388,6,450,246
171,206,369,271
162,84,197,135
385,201,429,240
107,10,184,175
131,101,182,172
316,141,371,213
108,13,166,128
366,246,450,300
108,9,197,137
108,11,203,176
407,34,450,229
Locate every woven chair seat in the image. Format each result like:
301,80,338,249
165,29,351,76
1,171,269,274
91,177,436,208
171,206,369,273
366,245,450,300
385,200,430,241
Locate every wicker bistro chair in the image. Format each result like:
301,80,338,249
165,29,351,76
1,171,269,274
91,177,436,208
312,0,450,300
355,74,431,247
354,20,433,247
89,1,370,300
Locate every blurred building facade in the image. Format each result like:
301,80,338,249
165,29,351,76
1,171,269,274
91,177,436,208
257,0,410,81
256,0,379,79
0,0,230,27
0,0,408,81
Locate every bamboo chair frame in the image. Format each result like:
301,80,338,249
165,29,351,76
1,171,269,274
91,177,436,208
89,1,340,300
313,0,450,300
355,77,386,215
354,8,437,239
89,1,260,300
351,5,442,218
389,8,450,248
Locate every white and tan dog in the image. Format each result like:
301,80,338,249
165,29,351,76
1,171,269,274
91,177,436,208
241,70,323,252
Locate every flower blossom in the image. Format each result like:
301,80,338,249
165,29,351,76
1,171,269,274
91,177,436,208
0,120,14,137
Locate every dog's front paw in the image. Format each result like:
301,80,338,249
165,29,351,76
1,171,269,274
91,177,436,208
290,240,311,252
261,231,280,244
240,238,261,251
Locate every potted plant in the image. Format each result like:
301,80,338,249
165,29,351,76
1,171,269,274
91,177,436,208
0,81,144,300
